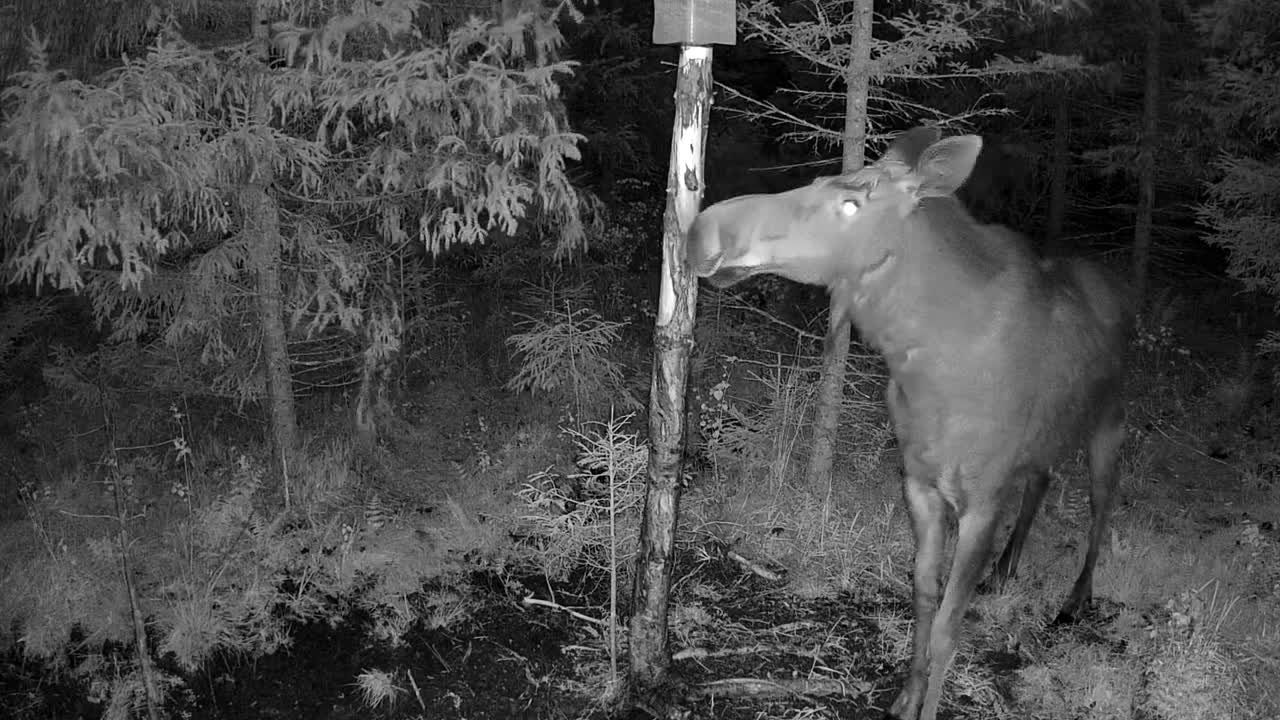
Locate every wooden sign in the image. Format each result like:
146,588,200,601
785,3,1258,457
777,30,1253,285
653,0,736,46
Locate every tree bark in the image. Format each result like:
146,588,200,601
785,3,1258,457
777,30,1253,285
245,184,300,478
804,0,873,493
1133,0,1160,305
1044,93,1070,255
629,46,710,696
245,0,298,485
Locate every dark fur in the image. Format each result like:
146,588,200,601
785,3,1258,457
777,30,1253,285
686,128,1134,720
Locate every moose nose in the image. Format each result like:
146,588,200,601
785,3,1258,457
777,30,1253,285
686,212,724,277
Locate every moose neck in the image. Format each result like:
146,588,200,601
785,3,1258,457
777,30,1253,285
841,197,1014,371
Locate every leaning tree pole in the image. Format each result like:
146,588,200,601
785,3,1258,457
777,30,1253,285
628,0,734,710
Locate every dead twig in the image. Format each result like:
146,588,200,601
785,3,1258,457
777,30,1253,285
522,595,609,626
405,668,426,712
1146,420,1238,469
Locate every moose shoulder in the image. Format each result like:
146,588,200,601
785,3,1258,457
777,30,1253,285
686,127,1135,720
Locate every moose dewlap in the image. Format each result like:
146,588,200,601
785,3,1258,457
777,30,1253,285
686,126,1135,720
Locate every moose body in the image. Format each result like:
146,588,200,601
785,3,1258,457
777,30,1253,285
686,127,1134,720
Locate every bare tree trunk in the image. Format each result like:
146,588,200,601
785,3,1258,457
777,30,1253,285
353,344,385,455
102,401,164,720
245,184,300,476
247,0,299,484
354,304,401,456
1133,0,1160,305
1044,93,1070,255
629,46,711,697
804,0,873,492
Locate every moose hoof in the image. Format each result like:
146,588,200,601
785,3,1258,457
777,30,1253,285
1053,598,1093,626
886,700,916,720
887,678,924,720
976,575,1007,596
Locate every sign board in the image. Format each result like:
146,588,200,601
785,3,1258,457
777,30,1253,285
653,0,736,46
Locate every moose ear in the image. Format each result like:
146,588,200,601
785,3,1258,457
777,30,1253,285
879,126,943,168
912,135,983,198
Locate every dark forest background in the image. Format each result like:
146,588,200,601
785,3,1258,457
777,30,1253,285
0,1,1277,719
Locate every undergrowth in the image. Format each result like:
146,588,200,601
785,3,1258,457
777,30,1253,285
2,276,1277,720
0,379,525,718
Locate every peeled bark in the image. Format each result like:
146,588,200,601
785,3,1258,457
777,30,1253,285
629,45,710,693
804,0,873,492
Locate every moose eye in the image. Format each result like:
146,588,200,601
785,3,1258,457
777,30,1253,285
839,198,860,217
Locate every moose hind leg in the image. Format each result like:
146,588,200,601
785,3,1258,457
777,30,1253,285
984,469,1051,593
889,474,948,720
1057,406,1125,623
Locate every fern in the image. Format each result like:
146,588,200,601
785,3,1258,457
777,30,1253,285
160,455,295,671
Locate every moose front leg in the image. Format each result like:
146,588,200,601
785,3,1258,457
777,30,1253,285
891,473,947,720
915,496,1003,720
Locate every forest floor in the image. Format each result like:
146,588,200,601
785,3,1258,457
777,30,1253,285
2,278,1278,720
145,394,1269,720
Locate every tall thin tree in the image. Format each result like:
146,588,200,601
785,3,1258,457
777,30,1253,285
1133,0,1161,304
248,0,299,486
1044,92,1071,254
804,0,873,492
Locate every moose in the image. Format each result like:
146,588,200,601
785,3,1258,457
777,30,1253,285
685,127,1134,720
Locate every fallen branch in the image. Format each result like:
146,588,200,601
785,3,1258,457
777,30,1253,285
673,642,827,662
522,595,609,626
688,676,871,700
726,549,783,582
